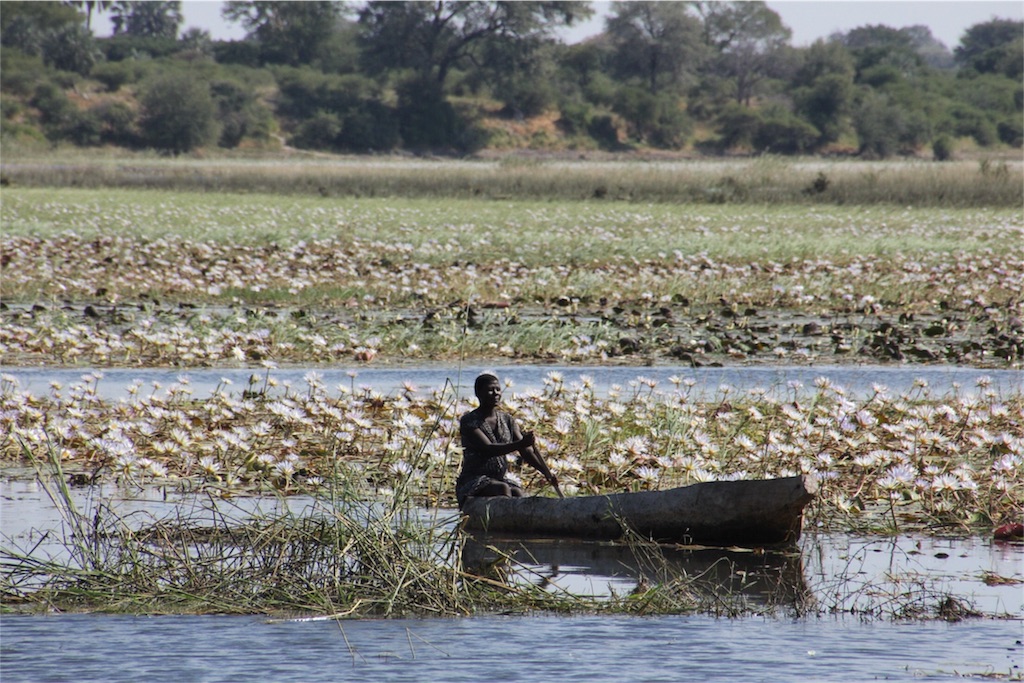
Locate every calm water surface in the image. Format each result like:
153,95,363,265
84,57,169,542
2,612,1022,682
2,478,1022,682
3,364,1022,400
3,364,1022,681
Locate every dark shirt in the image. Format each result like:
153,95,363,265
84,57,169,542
456,409,516,506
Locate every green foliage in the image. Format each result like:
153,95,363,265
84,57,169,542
932,134,954,161
110,1,182,39
611,86,691,149
852,89,930,158
100,34,180,61
211,79,273,148
944,103,999,146
556,98,592,136
0,4,1019,159
587,114,620,149
292,110,341,149
31,82,76,130
955,19,1023,79
0,48,48,96
41,23,100,75
224,1,346,67
714,102,760,150
91,100,138,146
0,2,81,35
751,109,820,155
138,73,218,153
395,77,461,151
90,59,152,91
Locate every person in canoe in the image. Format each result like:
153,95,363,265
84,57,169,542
456,373,561,508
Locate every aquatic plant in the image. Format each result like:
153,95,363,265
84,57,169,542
2,371,1020,533
2,191,1022,367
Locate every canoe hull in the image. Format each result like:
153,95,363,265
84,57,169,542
461,475,816,546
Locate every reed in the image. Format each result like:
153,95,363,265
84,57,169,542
3,443,775,617
2,156,1020,207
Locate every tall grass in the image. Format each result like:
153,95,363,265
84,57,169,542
2,156,1020,207
1,442,811,617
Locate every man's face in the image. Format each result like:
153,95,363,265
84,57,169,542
479,379,502,406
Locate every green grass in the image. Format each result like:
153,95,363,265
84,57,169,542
3,188,1020,261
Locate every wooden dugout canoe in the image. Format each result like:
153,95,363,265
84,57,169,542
461,475,816,546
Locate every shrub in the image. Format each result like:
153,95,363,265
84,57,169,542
587,114,620,149
752,112,820,155
291,110,341,150
91,60,149,92
932,134,954,161
997,118,1023,147
139,73,218,153
337,101,398,152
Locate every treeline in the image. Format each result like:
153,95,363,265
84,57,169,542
1,1,1021,158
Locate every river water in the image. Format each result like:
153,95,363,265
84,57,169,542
2,363,1022,681
2,611,1022,682
2,477,1022,682
3,364,1022,400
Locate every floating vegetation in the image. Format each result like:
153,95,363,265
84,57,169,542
2,370,1021,533
1,191,1022,367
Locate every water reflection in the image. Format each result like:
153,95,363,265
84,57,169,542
3,475,1020,618
460,533,810,608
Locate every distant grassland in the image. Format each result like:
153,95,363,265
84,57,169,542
1,154,1021,207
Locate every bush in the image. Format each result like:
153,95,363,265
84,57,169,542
337,101,398,152
587,114,620,149
41,23,100,75
715,103,761,151
30,82,74,128
63,107,103,146
395,78,460,152
91,60,149,92
211,79,274,148
997,118,1023,147
752,112,820,155
291,111,341,150
557,99,591,136
92,100,137,146
139,73,218,153
932,134,954,161
0,49,48,96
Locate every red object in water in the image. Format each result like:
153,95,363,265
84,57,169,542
993,522,1024,540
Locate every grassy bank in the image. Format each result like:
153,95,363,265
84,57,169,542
2,155,1022,207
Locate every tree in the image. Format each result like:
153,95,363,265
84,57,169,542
41,23,101,74
139,73,218,153
791,40,855,145
223,1,347,67
835,24,924,81
109,1,182,39
693,1,792,105
357,1,591,89
955,19,1023,79
604,1,703,94
63,1,115,30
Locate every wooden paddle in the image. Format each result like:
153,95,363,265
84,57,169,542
534,443,564,499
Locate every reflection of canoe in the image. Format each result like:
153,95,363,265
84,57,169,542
461,475,816,546
461,534,809,605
